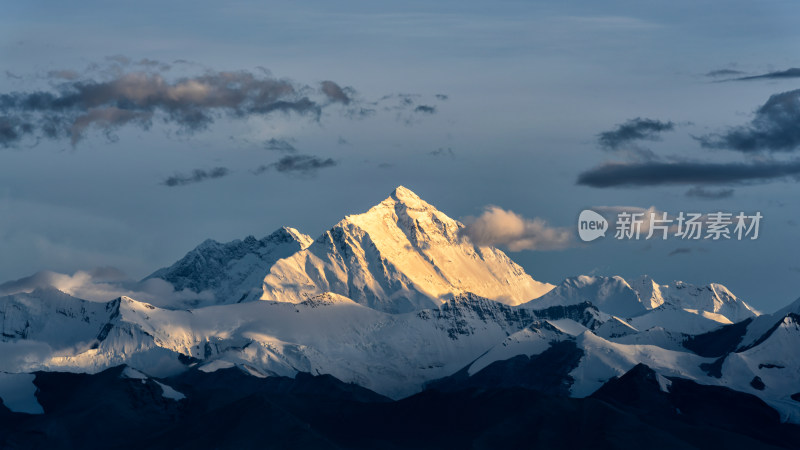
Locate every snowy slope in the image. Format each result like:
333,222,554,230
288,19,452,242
2,289,546,398
525,275,756,332
721,313,800,422
628,303,732,335
524,275,650,318
466,321,571,375
631,275,759,323
737,297,800,351
146,227,313,308
568,331,711,397
0,288,114,350
261,186,553,313
1,284,797,419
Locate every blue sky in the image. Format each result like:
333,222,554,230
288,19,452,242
2,0,800,312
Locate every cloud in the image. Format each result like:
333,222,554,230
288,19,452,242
460,206,573,251
685,186,735,199
254,154,337,176
320,80,351,104
668,248,692,256
0,116,35,148
69,106,152,145
429,147,454,157
0,269,215,307
0,340,54,373
47,69,81,80
705,69,745,78
696,89,800,153
597,118,675,151
371,93,443,124
435,94,449,101
264,138,297,152
731,68,800,81
0,61,361,146
162,167,230,187
577,159,800,187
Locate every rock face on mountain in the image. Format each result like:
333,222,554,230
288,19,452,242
146,227,313,307
260,186,554,312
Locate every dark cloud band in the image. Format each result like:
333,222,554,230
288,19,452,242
577,159,800,187
163,167,230,187
731,68,800,81
254,154,337,176
696,89,800,153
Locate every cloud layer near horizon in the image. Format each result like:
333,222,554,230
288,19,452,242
0,268,214,306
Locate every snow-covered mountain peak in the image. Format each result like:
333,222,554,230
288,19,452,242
266,226,314,248
629,277,759,323
343,185,461,247
145,226,313,308
527,275,647,319
390,185,429,209
629,275,665,309
261,186,554,313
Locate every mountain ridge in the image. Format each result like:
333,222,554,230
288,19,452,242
260,186,554,312
0,185,798,430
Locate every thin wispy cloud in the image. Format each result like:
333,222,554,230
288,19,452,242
254,154,337,176
371,93,445,124
705,69,745,78
557,15,661,30
460,206,573,251
0,268,215,307
163,167,230,187
429,147,454,158
264,138,297,152
685,186,735,199
597,118,675,151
